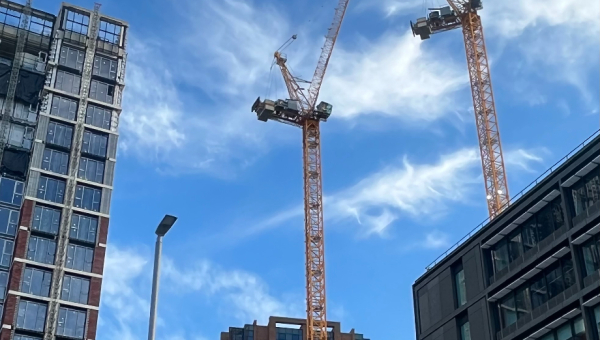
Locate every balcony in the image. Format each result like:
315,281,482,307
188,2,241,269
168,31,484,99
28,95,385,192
572,200,600,229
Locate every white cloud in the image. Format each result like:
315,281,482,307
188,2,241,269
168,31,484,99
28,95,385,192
422,230,451,249
161,258,302,324
504,147,548,173
321,30,468,121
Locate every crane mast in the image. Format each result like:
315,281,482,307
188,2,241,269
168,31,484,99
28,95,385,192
410,0,509,219
251,1,349,339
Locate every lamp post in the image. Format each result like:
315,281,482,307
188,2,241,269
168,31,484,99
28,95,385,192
148,214,178,340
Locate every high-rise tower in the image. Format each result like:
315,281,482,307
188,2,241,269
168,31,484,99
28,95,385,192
0,1,127,339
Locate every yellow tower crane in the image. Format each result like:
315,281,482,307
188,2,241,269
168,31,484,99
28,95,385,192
411,0,510,219
250,1,350,339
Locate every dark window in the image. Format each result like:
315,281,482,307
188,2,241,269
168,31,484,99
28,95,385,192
27,236,56,265
0,238,13,267
556,323,573,340
454,262,466,307
93,55,117,80
32,206,61,235
85,105,111,129
536,204,555,241
59,45,84,71
458,315,471,340
14,335,42,340
0,177,24,206
562,257,576,288
594,304,600,339
499,294,517,328
0,207,18,236
51,95,78,120
64,10,89,34
41,148,69,175
46,121,73,148
89,80,114,104
21,267,52,297
16,300,47,332
70,214,98,243
98,20,121,45
0,270,8,300
82,130,107,157
530,274,547,309
508,231,523,263
276,327,302,340
61,275,90,304
37,176,66,203
582,235,600,277
66,244,93,272
571,172,600,217
55,70,81,94
78,157,104,183
492,240,509,273
74,184,101,212
514,286,531,320
5,123,34,149
545,263,564,298
522,218,539,252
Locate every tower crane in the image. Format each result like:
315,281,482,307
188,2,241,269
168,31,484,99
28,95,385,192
410,0,510,219
250,1,350,339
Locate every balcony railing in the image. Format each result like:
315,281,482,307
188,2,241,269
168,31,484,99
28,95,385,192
572,200,600,228
425,129,600,272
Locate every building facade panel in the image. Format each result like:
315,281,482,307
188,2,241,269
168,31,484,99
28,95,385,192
413,133,600,340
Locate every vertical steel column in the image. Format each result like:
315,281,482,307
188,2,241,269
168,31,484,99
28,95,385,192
148,235,163,340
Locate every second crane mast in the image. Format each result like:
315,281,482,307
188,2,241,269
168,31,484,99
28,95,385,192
251,1,350,339
410,0,509,219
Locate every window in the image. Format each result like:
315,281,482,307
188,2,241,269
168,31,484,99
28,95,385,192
21,267,52,297
66,244,93,272
582,235,600,277
51,95,78,120
14,335,42,340
0,207,18,236
545,263,564,299
16,300,47,332
70,213,98,243
74,184,101,212
12,102,37,123
37,176,66,203
85,105,111,129
571,172,600,216
55,70,81,94
32,206,61,235
46,121,73,148
561,257,575,289
276,328,302,340
499,294,517,328
98,20,121,45
59,45,84,71
0,270,8,300
454,262,466,307
61,275,90,304
41,148,69,175
57,307,86,338
530,273,548,309
89,79,114,104
4,123,34,149
64,10,89,35
0,177,24,206
514,286,531,320
27,236,56,265
28,15,52,36
556,322,572,340
0,6,21,27
458,316,471,340
492,240,509,273
78,157,104,183
594,304,600,339
0,238,13,267
93,55,117,80
573,316,585,335
82,130,107,157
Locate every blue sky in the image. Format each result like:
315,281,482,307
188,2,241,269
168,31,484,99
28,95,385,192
37,0,600,339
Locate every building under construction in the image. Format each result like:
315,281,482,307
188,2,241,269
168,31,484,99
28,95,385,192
0,1,127,339
221,316,370,340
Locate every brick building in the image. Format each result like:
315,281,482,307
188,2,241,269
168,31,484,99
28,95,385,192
0,1,127,339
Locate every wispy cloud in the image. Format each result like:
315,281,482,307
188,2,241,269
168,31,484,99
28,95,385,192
504,147,548,173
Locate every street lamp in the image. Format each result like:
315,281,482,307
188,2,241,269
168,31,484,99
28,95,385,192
148,214,177,340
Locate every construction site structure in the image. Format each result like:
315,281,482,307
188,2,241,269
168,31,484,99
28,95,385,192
0,1,128,339
220,316,370,340
250,1,350,339
410,0,510,219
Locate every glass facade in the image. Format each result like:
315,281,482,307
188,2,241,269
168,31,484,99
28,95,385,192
454,263,466,307
581,234,600,277
571,172,600,218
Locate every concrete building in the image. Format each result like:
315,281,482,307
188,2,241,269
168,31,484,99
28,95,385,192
0,1,127,339
413,131,600,340
220,316,370,340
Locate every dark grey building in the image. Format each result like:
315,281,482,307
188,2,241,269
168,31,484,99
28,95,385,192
413,131,600,340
